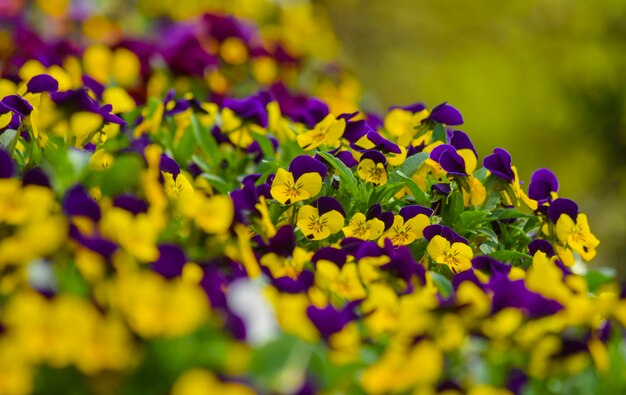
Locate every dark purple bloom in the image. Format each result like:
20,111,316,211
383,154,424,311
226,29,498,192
82,75,105,99
1,95,32,116
360,149,387,166
472,256,511,277
268,83,329,128
432,183,452,195
268,225,296,257
306,302,359,340
272,271,314,293
381,244,427,288
159,154,180,176
483,148,515,183
289,155,327,180
528,168,559,204
448,130,477,156
399,205,433,222
223,95,269,127
63,185,101,222
451,269,484,290
315,196,345,217
426,102,464,125
312,247,347,267
113,194,149,215
528,239,555,257
546,198,578,224
423,224,468,244
22,167,50,187
488,277,563,318
26,74,58,93
152,244,186,279
0,149,14,178
69,224,118,258
335,151,358,168
390,102,427,113
430,144,467,176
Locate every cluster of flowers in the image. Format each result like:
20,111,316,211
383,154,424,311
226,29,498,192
1,4,626,395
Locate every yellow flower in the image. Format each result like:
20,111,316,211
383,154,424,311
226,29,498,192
427,235,473,273
315,260,366,301
555,213,600,261
296,204,344,240
378,214,429,246
172,369,255,395
357,158,387,186
296,114,345,150
270,168,322,205
342,212,385,240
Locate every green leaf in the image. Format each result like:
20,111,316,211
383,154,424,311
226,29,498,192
172,122,198,165
390,152,429,181
100,154,143,196
0,129,18,153
250,131,275,160
488,250,531,262
430,271,454,297
394,171,429,206
585,268,616,293
190,113,221,167
432,123,447,142
200,173,231,194
317,151,358,194
457,210,495,230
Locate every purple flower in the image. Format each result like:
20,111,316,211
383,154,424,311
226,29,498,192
312,247,347,267
488,276,563,318
546,198,578,224
63,185,101,222
26,74,58,93
430,144,468,176
289,155,328,180
268,83,329,128
152,244,187,279
223,94,269,127
306,302,359,340
423,224,468,244
22,167,50,188
315,196,345,217
399,205,433,222
426,102,464,125
483,148,515,183
528,239,555,257
528,168,559,205
1,95,32,116
113,194,149,215
448,129,477,156
159,154,181,176
390,101,427,113
0,149,14,179
271,271,314,293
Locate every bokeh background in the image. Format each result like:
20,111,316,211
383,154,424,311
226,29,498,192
4,0,624,275
320,0,626,277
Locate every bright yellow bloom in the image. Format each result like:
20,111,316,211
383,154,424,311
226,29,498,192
315,260,366,301
296,114,345,150
555,213,600,261
342,212,385,240
427,235,473,273
270,168,322,205
296,205,344,240
357,159,387,186
378,214,429,246
172,369,255,395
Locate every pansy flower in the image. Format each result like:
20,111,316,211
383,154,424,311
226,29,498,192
270,155,327,205
548,198,599,262
297,197,345,240
342,212,385,240
528,168,559,207
425,102,464,126
357,150,388,186
483,148,537,210
378,205,432,246
426,235,473,274
297,113,346,150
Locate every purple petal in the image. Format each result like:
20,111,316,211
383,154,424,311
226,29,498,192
432,183,452,195
448,130,477,156
152,244,186,279
22,167,50,187
268,225,296,256
528,239,555,257
452,269,484,290
546,198,578,224
223,95,268,127
306,302,358,340
272,271,314,293
63,185,101,222
423,224,467,244
312,247,347,267
289,155,327,180
335,151,358,168
26,74,58,93
427,102,464,125
113,194,149,215
0,149,14,178
472,256,511,277
399,205,433,222
315,196,345,217
360,150,387,165
82,75,105,98
1,95,33,116
159,154,180,176
483,148,514,182
389,102,427,113
439,149,468,176
528,168,559,203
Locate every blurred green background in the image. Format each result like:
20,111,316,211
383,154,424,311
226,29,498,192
320,0,626,276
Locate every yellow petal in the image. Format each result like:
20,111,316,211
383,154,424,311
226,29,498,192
427,235,450,262
322,210,345,234
296,172,323,201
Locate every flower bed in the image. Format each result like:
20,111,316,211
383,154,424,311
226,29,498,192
1,3,626,395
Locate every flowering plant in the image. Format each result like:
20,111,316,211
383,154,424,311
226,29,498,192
0,3,625,395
